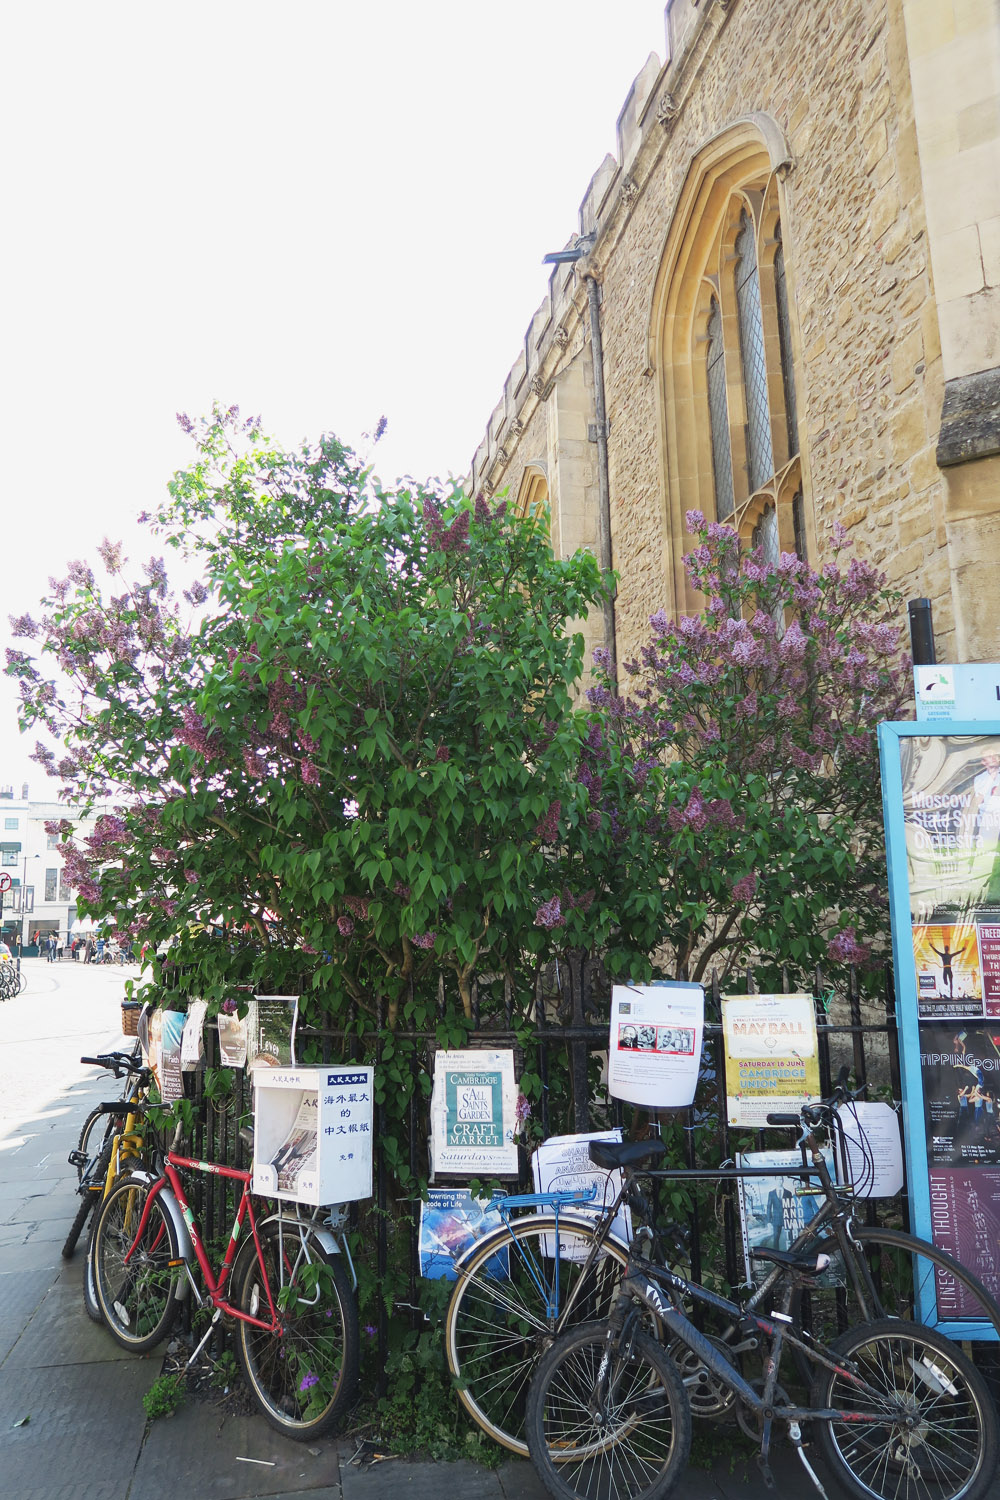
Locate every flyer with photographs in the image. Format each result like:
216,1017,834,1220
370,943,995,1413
606,983,704,1108
920,1024,1000,1167
721,994,819,1127
418,1188,509,1279
900,734,1000,1018
429,1049,519,1177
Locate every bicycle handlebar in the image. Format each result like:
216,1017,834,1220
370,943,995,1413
80,1051,148,1079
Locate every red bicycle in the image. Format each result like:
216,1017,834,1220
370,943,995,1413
90,1132,359,1439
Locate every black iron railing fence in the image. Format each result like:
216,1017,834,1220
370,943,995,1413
176,962,904,1390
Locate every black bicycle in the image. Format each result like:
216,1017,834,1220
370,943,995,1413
526,1238,999,1500
526,1092,1000,1499
446,1075,1000,1454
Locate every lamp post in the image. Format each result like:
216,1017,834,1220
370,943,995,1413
21,853,40,950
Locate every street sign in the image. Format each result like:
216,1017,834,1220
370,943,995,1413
0,874,11,893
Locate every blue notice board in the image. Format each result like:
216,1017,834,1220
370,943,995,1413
879,720,1000,1338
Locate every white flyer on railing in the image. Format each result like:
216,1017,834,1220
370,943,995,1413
181,999,207,1070
836,1101,904,1198
607,982,704,1107
531,1129,632,1256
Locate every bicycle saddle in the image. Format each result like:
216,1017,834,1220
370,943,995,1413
750,1245,831,1276
588,1138,667,1170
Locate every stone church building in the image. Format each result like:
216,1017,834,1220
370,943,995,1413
469,0,999,677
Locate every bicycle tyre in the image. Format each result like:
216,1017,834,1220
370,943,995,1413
233,1218,359,1440
445,1215,632,1457
92,1177,181,1353
82,1210,103,1323
811,1317,999,1500
526,1321,691,1500
61,1188,98,1260
795,1224,1000,1346
74,1106,117,1184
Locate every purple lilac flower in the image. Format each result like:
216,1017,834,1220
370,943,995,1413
299,1372,319,1392
534,800,561,843
827,926,870,965
534,896,564,930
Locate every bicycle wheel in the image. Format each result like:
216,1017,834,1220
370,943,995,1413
82,1211,103,1323
73,1106,118,1184
61,1188,99,1260
526,1321,691,1500
92,1177,181,1352
233,1218,359,1440
795,1224,1000,1345
445,1215,632,1457
811,1318,999,1500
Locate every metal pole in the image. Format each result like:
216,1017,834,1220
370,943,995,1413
907,598,936,666
584,274,617,691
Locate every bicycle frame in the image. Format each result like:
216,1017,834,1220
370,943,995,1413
611,1251,920,1496
124,1153,278,1334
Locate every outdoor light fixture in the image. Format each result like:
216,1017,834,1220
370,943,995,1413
541,235,594,266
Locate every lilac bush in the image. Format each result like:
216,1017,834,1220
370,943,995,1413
533,513,910,985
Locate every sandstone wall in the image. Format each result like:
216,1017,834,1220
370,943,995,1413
470,0,1000,671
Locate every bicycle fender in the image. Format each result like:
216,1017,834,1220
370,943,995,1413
257,1212,358,1291
257,1211,339,1256
121,1170,194,1290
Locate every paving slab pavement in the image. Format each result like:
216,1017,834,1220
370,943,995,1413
0,962,844,1498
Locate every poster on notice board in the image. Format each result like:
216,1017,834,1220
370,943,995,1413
899,734,1000,1018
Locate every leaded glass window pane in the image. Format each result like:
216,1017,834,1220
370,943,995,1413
774,223,799,457
735,208,774,492
706,297,734,520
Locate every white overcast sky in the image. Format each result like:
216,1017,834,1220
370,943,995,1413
1,1,669,792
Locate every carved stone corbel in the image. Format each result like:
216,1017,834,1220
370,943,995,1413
656,91,679,128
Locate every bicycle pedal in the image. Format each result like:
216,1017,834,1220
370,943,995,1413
68,1150,87,1169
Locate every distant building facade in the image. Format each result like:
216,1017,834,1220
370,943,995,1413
470,0,1000,676
0,784,102,948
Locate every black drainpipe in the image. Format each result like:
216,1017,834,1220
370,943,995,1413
583,273,617,692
